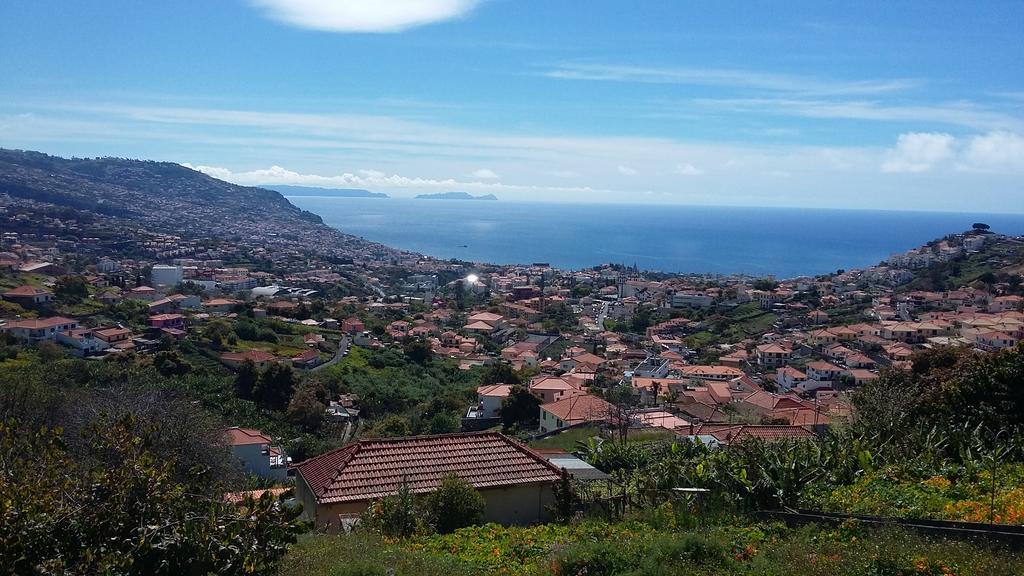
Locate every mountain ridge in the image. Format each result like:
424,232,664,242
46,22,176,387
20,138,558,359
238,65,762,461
0,148,405,261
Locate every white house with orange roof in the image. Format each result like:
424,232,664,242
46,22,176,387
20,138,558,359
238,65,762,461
990,295,1024,314
755,342,791,368
223,427,289,481
776,366,807,391
2,316,79,343
975,331,1018,351
678,365,745,382
2,285,53,305
539,394,615,433
475,384,513,418
529,375,585,404
806,360,844,383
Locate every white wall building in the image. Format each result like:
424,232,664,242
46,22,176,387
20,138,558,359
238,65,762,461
151,264,184,287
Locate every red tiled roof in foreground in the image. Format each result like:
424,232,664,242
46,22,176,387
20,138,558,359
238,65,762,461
294,432,562,504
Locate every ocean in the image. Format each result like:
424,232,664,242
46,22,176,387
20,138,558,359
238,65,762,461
286,196,1024,278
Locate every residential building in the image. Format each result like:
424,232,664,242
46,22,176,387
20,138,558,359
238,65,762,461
223,427,289,481
776,366,807,391
2,285,54,305
293,432,561,531
2,316,79,343
806,361,844,383
755,343,791,368
474,384,513,418
151,264,184,287
539,394,614,433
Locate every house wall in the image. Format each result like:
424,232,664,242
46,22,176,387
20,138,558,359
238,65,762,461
539,407,565,433
305,482,555,532
232,444,288,481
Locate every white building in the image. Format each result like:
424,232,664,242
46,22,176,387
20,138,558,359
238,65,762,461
2,317,79,343
151,264,184,287
671,292,713,308
223,427,289,481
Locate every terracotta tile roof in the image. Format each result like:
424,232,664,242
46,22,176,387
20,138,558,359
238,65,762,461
3,285,50,297
530,376,582,392
464,320,495,331
223,427,273,446
292,348,319,362
679,365,745,378
477,384,513,397
294,432,561,504
541,394,614,424
468,312,503,323
4,316,77,329
692,424,816,444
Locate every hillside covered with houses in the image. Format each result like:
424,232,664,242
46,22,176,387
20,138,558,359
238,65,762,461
3,153,1024,574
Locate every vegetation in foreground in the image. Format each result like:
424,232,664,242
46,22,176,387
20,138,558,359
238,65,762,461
280,512,1024,576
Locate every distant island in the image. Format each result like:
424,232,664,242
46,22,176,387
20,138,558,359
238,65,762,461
415,192,498,201
266,185,388,198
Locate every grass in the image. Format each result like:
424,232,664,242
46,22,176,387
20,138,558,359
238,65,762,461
277,518,1024,576
529,426,603,450
530,427,677,451
0,272,50,291
234,339,307,358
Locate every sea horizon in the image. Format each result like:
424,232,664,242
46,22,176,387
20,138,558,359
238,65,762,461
286,196,1024,278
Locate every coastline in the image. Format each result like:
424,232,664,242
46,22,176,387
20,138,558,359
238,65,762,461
286,195,1024,279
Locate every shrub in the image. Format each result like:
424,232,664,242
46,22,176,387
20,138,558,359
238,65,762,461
424,474,486,534
555,538,643,576
360,482,419,537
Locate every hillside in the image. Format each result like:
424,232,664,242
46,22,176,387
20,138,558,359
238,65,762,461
0,148,402,261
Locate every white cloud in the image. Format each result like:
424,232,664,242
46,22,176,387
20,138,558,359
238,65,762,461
617,165,637,176
546,63,916,96
248,0,481,33
881,132,956,173
468,168,499,180
691,98,1024,132
675,163,703,176
8,100,1024,211
961,131,1024,172
180,163,600,197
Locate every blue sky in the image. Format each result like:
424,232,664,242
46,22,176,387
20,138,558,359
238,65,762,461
1,0,1023,211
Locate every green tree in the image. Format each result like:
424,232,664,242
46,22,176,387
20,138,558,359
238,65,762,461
37,341,64,363
234,359,259,399
0,417,300,576
426,411,460,434
550,471,580,523
151,349,193,377
481,362,521,386
501,385,540,430
286,381,327,432
424,474,486,534
203,320,233,350
359,481,419,537
403,338,433,365
54,275,89,303
369,415,413,438
253,362,296,411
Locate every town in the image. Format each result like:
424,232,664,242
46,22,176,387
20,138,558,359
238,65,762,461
4,176,1024,514
3,153,1024,574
